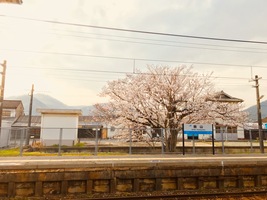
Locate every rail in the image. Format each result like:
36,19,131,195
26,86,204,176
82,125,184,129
44,188,267,200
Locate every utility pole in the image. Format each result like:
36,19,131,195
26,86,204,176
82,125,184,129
0,60,7,129
25,84,34,145
253,75,264,153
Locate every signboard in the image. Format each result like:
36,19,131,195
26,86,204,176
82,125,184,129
183,124,213,136
182,124,215,155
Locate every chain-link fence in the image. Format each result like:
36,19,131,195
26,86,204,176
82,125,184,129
0,127,265,156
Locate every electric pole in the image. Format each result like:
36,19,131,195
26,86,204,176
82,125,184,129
0,60,7,129
253,75,264,153
25,84,34,145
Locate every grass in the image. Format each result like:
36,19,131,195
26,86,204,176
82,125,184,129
0,148,127,157
0,148,21,156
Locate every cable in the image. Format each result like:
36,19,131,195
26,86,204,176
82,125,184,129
49,29,267,51
8,65,267,81
1,14,267,45
3,49,267,69
2,22,267,52
43,33,267,54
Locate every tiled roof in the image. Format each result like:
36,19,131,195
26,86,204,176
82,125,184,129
78,116,103,127
3,100,23,109
207,90,243,103
12,116,41,127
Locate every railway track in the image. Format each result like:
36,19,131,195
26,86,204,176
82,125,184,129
54,189,267,200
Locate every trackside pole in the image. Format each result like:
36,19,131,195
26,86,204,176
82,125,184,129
212,124,215,155
95,128,98,156
249,129,253,153
161,128,164,154
129,128,132,155
182,124,185,155
19,129,25,157
58,128,62,156
192,133,195,154
220,128,225,154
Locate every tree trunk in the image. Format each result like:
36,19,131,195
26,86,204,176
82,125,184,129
167,129,178,152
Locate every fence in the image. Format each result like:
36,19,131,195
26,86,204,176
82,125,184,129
0,127,265,156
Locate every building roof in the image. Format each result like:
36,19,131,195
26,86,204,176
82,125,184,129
12,115,102,128
37,109,82,115
78,116,102,128
3,100,23,109
12,116,41,127
207,90,243,103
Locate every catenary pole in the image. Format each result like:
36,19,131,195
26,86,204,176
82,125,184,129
25,84,34,145
254,75,264,153
0,60,7,129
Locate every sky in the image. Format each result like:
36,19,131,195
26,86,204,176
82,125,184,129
0,0,267,109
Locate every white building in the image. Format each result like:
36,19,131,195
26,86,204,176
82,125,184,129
37,109,82,146
207,91,244,140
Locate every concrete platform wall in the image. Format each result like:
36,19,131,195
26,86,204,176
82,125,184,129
0,160,267,198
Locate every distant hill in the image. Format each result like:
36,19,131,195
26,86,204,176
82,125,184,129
7,93,266,121
245,100,267,122
6,93,93,116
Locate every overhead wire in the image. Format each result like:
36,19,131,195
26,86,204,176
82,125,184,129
38,33,267,54
49,28,267,51
1,16,267,71
1,15,267,92
1,14,267,45
8,65,267,82
3,49,267,69
2,18,267,54
2,21,267,52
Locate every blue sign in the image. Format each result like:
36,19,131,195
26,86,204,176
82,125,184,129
183,124,213,136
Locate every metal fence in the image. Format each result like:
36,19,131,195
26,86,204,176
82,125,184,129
0,127,265,156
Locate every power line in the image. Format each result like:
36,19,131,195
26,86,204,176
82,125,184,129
49,29,267,51
3,21,266,52
8,64,267,82
44,32,267,54
3,49,267,69
1,14,267,45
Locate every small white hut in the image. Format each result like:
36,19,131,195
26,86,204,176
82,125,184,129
37,109,82,146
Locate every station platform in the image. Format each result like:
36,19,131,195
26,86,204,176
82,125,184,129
1,154,267,198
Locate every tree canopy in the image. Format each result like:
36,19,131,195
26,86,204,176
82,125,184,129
94,65,248,152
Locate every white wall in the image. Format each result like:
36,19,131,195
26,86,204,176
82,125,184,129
40,114,79,146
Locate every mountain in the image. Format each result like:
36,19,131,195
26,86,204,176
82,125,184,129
7,93,266,120
6,93,93,116
245,100,267,122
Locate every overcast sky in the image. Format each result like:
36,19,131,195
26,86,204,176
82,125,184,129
0,0,267,108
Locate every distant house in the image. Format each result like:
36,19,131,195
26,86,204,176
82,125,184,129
78,116,104,140
0,100,24,148
12,115,106,142
207,90,243,103
207,90,244,140
2,100,24,119
1,100,24,128
243,117,267,140
12,115,41,138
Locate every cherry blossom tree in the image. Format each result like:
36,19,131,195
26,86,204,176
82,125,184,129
94,65,247,152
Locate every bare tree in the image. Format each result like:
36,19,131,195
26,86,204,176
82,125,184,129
94,65,247,152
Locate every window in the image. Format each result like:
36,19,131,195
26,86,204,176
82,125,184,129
2,110,11,117
215,125,237,134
